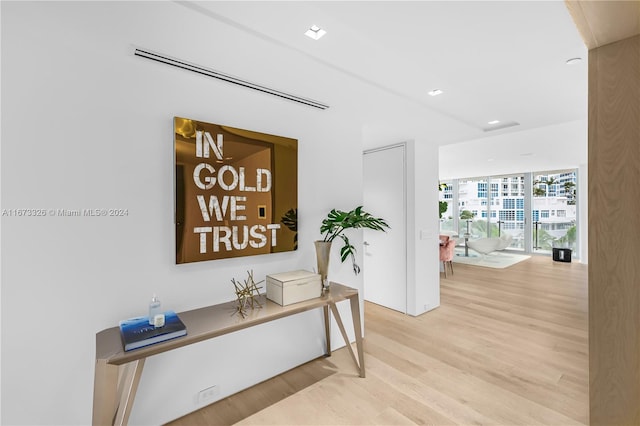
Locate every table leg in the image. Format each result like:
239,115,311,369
93,359,119,426
323,305,331,356
329,301,365,378
348,294,365,378
114,359,145,426
92,359,145,426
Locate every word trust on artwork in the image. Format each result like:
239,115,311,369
192,131,280,253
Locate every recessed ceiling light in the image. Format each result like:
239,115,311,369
428,89,443,96
566,57,582,65
304,25,326,40
488,120,500,125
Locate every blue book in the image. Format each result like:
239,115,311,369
119,311,187,351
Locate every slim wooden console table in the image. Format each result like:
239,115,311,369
93,282,364,426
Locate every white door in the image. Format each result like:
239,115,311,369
363,144,407,313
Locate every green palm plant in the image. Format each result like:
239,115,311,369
320,206,389,275
563,181,576,204
438,182,449,219
460,209,475,220
543,176,558,187
533,187,546,197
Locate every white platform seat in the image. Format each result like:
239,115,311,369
467,234,513,255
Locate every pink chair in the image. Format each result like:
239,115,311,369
439,238,456,277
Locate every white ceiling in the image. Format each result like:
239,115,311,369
184,1,588,176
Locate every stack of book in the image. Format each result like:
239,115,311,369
119,311,187,351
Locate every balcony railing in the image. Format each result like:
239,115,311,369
439,219,577,254
533,220,577,253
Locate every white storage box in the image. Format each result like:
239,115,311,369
266,270,322,306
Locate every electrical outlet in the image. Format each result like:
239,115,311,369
197,385,219,405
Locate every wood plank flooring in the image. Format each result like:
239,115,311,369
167,255,588,425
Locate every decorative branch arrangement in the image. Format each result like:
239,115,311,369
231,270,264,318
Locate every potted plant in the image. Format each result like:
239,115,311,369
316,206,389,289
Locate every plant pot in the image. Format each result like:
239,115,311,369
314,240,332,292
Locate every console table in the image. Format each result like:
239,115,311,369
93,282,364,426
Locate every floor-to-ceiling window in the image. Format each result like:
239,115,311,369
457,177,490,238
438,180,455,233
531,169,578,255
440,169,578,257
490,175,526,250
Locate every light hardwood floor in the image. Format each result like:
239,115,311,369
168,255,588,425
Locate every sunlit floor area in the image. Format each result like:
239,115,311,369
168,255,588,425
452,248,531,269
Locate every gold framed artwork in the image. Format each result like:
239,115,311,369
174,117,298,264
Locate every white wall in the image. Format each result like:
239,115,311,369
404,141,441,316
361,140,441,318
1,2,367,424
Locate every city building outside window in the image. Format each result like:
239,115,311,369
440,170,577,255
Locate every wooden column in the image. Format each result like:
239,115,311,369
588,33,640,425
565,2,640,422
